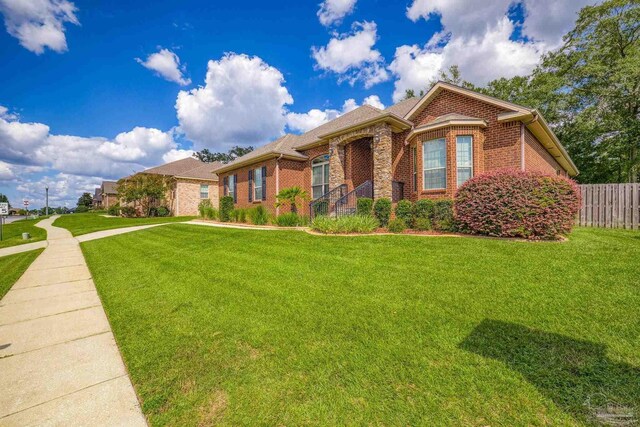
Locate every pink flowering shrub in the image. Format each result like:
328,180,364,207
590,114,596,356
454,169,580,240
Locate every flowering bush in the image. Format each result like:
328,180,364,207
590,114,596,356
454,169,580,240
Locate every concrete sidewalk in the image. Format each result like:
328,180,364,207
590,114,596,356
0,216,147,426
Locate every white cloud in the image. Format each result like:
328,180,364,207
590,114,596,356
312,21,389,88
136,48,191,86
363,95,384,110
97,127,177,163
392,0,597,102
176,53,293,150
162,148,194,163
286,96,384,133
0,109,50,165
16,172,103,207
0,0,79,54
317,0,357,26
0,161,15,180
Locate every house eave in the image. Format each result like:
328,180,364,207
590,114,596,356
405,119,487,141
525,110,579,176
213,152,307,175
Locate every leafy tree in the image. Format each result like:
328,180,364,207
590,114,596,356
77,192,93,208
275,186,309,214
193,146,254,164
0,193,9,208
117,174,172,217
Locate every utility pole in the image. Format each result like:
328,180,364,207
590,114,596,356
45,186,49,216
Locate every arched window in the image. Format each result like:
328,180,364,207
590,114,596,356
311,154,330,199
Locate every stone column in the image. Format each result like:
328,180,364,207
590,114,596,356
373,123,393,199
329,139,345,190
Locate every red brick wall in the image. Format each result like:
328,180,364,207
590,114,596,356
345,137,372,190
218,159,278,214
524,128,566,176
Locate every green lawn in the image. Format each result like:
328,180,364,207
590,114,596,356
0,217,47,249
53,213,195,236
0,249,44,299
81,225,640,426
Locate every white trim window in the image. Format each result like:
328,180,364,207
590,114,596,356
312,154,330,199
199,184,209,199
456,136,473,187
423,138,446,190
253,167,263,201
227,175,235,200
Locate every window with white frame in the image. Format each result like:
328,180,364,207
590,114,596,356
422,138,446,190
456,136,473,187
227,175,235,199
311,154,330,199
253,167,263,201
200,184,209,199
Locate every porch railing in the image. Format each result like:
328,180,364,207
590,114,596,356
309,184,347,220
392,181,405,202
333,180,373,218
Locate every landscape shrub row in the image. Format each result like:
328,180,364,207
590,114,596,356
199,197,307,227
311,215,379,234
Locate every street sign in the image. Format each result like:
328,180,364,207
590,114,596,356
0,202,8,215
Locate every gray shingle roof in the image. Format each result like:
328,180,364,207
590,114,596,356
143,157,221,181
93,187,102,201
102,181,117,194
384,97,420,117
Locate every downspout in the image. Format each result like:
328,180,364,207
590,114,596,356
175,181,179,216
275,154,283,216
521,112,539,172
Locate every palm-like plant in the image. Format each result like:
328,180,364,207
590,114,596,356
275,186,309,214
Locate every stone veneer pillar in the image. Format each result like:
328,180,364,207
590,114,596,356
329,139,345,190
373,123,392,199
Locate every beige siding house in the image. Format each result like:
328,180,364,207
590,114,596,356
142,157,221,216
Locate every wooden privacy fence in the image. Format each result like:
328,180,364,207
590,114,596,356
577,183,640,229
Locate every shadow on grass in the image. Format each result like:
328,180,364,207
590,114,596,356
459,319,639,425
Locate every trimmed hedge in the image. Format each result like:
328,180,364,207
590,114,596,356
454,169,580,240
356,197,373,216
394,200,414,227
219,196,234,222
311,215,379,234
387,218,407,233
373,198,392,226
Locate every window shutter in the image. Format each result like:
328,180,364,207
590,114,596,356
261,166,267,201
223,176,228,196
248,170,253,202
233,174,238,203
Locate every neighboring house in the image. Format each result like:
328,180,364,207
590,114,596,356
213,81,578,216
140,157,220,216
100,181,118,209
92,187,103,209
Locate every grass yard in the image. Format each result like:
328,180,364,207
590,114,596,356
81,225,640,426
0,249,43,299
0,217,47,249
53,213,195,236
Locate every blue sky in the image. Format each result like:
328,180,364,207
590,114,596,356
0,0,593,208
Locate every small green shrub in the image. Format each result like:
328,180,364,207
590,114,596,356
414,217,432,231
311,215,379,234
432,199,455,232
387,218,407,233
75,205,89,213
198,200,212,218
356,197,373,216
231,208,247,223
394,200,415,227
107,204,120,216
120,206,136,217
219,196,234,222
415,199,434,220
275,212,305,227
204,207,218,220
156,206,170,217
248,205,269,225
373,198,392,226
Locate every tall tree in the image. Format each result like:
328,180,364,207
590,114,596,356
193,146,254,163
117,174,172,217
77,192,93,208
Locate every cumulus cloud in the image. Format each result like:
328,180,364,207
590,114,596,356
0,108,50,165
0,0,79,54
0,161,15,181
286,96,385,133
391,0,598,101
136,48,191,86
17,172,103,207
312,21,389,88
317,0,357,26
176,53,293,150
162,148,194,163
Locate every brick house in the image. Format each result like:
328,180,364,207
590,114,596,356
92,187,102,209
100,181,118,209
139,157,220,216
213,82,578,216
